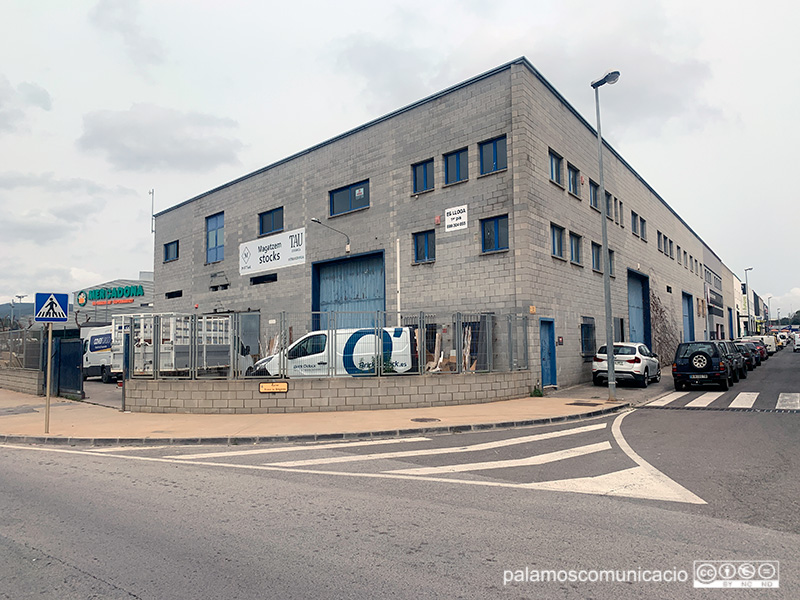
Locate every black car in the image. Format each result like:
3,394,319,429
672,341,734,391
718,340,747,381
734,341,759,370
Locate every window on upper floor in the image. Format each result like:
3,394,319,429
479,136,507,175
631,211,640,236
330,180,369,216
608,249,615,276
164,240,179,263
259,207,284,236
413,230,436,263
206,212,224,263
481,215,509,252
640,217,647,241
412,159,434,193
569,232,582,265
551,223,565,259
589,180,599,209
677,246,682,265
444,148,468,184
568,164,580,196
668,239,674,258
605,192,613,219
613,198,619,223
549,150,563,185
657,231,663,252
591,242,602,271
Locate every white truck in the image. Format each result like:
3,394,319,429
81,325,116,383
250,327,418,377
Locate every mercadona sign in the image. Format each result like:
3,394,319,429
76,285,145,307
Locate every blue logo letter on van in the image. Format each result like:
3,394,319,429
343,329,394,374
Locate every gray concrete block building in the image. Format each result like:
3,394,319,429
153,57,740,390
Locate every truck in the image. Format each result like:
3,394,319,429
82,325,117,383
250,327,418,377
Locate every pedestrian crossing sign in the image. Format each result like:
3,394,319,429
34,293,69,323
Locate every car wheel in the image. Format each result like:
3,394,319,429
719,376,729,391
653,368,661,383
689,351,711,371
101,366,112,384
674,380,683,391
740,366,747,379
639,368,649,388
731,367,739,383
592,375,603,386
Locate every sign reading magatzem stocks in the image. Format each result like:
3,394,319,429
239,227,306,276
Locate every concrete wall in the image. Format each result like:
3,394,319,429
124,372,532,414
0,368,43,395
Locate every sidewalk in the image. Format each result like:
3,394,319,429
0,385,631,446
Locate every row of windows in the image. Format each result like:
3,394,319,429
550,223,615,275
413,214,509,263
412,135,507,194
656,229,706,279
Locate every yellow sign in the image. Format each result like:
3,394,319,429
259,382,288,393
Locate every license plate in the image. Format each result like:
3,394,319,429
690,374,707,379
615,361,625,367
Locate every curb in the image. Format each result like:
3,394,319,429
0,403,630,447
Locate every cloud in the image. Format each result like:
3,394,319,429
89,0,165,67
77,103,244,171
0,74,52,132
0,171,135,196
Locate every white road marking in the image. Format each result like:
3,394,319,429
88,445,176,453
729,392,759,409
776,393,800,410
386,442,611,475
648,392,687,407
685,392,723,407
263,423,607,468
162,437,431,460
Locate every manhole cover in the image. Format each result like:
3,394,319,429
566,402,602,407
410,418,441,423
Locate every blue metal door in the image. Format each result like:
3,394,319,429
682,293,695,342
315,253,385,329
628,276,645,343
540,319,556,387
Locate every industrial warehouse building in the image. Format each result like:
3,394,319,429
152,57,753,392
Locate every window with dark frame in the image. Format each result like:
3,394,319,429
481,215,509,252
551,223,565,258
444,148,468,184
591,241,602,271
479,136,507,175
569,232,582,264
549,150,563,185
580,317,596,356
330,181,369,216
589,180,599,209
206,212,224,263
413,230,436,263
412,159,434,193
568,164,580,196
164,240,179,262
259,207,284,236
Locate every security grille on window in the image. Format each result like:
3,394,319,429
330,181,370,216
479,136,507,175
580,317,596,356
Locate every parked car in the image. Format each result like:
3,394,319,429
672,341,734,391
734,341,759,370
742,335,776,356
793,333,800,352
718,340,747,381
743,339,768,362
592,342,661,387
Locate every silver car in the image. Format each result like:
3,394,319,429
592,342,661,387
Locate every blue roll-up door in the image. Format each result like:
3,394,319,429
682,293,695,342
314,253,385,329
628,275,645,344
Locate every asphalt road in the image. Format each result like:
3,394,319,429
2,347,798,599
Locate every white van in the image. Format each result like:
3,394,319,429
251,327,417,377
793,333,800,352
743,335,777,355
82,325,116,383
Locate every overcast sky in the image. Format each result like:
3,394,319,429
1,0,798,319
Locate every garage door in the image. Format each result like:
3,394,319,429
314,253,385,328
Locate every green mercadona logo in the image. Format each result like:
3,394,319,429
77,285,145,306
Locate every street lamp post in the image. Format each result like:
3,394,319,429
744,267,753,335
592,70,620,402
766,295,773,330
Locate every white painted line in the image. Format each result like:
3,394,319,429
685,392,723,407
647,392,687,407
776,393,800,410
387,442,611,475
610,411,706,504
163,437,431,460
88,445,175,453
729,392,759,409
263,422,608,468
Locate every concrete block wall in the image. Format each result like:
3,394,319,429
124,372,532,414
0,368,43,395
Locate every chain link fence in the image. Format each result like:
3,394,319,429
0,329,43,370
116,311,528,380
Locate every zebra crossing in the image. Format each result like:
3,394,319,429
645,391,800,412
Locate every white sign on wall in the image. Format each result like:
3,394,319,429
239,227,306,276
445,205,468,232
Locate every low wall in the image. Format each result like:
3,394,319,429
0,368,43,396
124,372,533,414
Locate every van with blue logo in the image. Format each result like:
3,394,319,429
250,327,418,377
81,325,116,383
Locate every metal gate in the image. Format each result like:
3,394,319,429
43,337,84,398
313,252,385,329
540,319,557,387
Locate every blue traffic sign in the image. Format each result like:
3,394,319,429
34,293,69,323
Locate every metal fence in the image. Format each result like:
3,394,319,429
120,310,528,380
0,329,43,370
